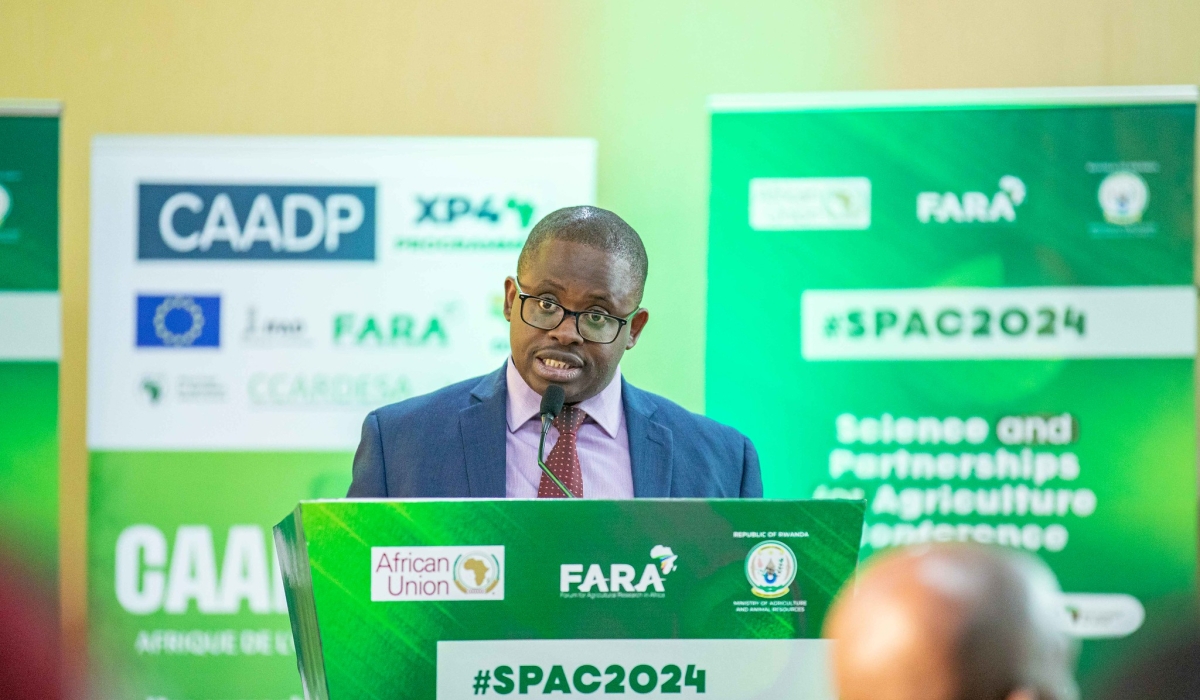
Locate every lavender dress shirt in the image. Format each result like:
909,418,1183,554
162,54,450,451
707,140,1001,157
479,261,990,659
504,359,634,499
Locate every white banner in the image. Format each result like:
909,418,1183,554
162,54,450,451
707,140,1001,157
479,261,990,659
802,286,1197,360
0,291,60,360
436,639,833,700
88,136,596,450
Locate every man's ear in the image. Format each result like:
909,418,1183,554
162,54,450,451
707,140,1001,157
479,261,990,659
625,308,650,350
503,277,517,322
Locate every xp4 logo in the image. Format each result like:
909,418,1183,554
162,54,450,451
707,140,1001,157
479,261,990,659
415,195,536,228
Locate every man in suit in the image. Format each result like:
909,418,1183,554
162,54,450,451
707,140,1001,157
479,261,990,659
348,205,761,498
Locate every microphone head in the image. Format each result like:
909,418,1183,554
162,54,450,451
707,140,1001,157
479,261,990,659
540,384,566,419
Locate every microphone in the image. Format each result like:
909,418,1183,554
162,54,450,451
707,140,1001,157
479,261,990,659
540,384,565,420
537,385,574,498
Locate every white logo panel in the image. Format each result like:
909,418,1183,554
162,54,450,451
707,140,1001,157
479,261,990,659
371,546,505,602
749,177,870,231
802,286,1196,360
87,136,596,450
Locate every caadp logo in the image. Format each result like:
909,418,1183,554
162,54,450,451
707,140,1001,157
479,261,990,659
114,523,287,615
138,184,376,260
136,294,221,348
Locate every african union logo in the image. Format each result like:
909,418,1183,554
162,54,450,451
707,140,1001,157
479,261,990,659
453,551,502,594
136,294,221,348
745,540,798,599
1098,171,1149,225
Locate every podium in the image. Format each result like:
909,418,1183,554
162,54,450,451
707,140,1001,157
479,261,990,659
276,498,865,700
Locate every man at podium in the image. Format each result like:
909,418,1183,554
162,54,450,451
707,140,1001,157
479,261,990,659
348,206,761,499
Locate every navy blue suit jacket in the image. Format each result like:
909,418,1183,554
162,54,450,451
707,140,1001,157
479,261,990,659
348,365,762,498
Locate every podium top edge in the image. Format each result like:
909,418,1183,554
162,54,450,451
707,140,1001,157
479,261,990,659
295,497,866,504
708,85,1200,112
0,99,62,116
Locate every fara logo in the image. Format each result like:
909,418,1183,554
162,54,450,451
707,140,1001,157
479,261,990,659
372,545,505,601
650,544,678,575
917,175,1025,224
135,294,221,348
332,311,449,348
138,183,376,260
560,545,677,597
1097,171,1149,225
745,540,797,599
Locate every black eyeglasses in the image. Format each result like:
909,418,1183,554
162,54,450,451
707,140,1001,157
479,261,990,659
515,282,638,344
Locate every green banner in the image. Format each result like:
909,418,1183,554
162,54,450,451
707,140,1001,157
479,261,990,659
0,106,60,575
86,136,597,699
277,498,865,699
87,455,348,699
706,87,1197,681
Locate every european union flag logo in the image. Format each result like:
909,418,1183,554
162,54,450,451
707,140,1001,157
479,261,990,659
136,295,221,348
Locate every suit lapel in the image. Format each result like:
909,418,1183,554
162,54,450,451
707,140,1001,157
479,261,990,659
623,380,674,497
459,367,508,498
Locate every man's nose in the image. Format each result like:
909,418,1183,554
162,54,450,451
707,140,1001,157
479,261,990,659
546,314,585,345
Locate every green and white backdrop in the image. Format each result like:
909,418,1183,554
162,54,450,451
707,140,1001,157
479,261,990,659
83,87,1200,698
0,102,60,579
86,136,595,699
706,86,1198,680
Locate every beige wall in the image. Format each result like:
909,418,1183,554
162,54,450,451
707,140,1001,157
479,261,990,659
0,0,1196,665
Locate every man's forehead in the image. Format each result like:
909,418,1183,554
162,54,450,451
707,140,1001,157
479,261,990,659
522,242,640,301
523,275,626,306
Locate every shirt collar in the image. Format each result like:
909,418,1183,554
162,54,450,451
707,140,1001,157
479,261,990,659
505,358,623,438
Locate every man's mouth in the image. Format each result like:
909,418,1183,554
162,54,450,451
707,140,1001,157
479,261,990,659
533,354,584,382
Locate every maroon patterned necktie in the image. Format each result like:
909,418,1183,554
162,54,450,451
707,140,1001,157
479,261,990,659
538,404,587,498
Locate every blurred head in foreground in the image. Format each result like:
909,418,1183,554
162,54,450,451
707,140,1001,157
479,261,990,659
0,543,64,700
826,544,1078,700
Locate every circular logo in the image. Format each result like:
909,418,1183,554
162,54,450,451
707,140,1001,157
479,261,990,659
153,296,206,346
1098,171,1149,225
453,551,501,594
745,540,798,599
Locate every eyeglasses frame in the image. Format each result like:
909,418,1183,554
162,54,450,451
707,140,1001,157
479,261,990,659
513,281,640,345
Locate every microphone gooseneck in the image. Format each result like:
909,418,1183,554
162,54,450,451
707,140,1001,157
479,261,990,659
537,384,574,498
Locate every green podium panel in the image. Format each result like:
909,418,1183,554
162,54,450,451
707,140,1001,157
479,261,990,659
276,498,865,700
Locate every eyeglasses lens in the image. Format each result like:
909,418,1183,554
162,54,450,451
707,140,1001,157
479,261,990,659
523,297,564,330
521,297,621,344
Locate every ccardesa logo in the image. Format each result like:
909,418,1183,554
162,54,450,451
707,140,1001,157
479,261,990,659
138,184,377,261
